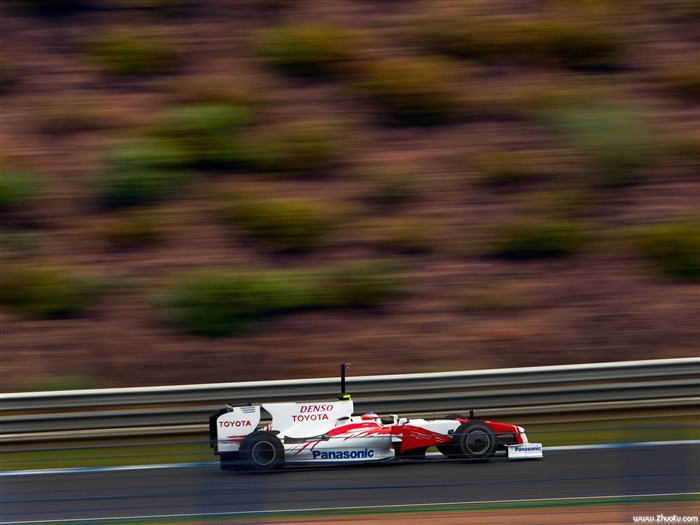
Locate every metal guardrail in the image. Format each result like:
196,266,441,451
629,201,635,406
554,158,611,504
1,358,698,441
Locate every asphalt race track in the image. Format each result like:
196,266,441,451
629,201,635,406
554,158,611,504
2,444,698,523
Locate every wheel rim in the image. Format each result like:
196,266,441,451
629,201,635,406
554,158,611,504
464,430,490,455
251,441,277,466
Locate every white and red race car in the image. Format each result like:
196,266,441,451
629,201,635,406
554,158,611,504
209,394,543,471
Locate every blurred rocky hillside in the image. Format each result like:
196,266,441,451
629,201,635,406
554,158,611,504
1,0,698,391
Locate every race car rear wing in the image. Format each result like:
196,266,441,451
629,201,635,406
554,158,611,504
210,404,262,449
209,396,356,449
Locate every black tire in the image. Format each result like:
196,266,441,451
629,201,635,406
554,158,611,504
437,414,467,459
219,452,239,471
239,432,284,471
455,421,496,462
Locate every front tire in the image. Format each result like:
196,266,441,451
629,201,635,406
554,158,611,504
455,421,496,462
239,432,284,471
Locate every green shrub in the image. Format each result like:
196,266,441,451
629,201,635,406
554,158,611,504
415,16,619,69
361,166,418,206
667,132,700,169
255,25,356,77
171,81,260,107
0,264,106,318
532,105,659,186
319,259,400,307
242,120,347,173
83,32,178,76
162,268,319,336
162,261,400,335
634,217,700,280
415,17,563,62
157,103,255,137
223,197,347,252
371,217,434,254
35,105,110,133
0,171,41,209
99,138,190,207
98,208,176,249
516,81,610,113
526,20,619,69
99,169,187,208
0,230,42,255
472,152,551,186
661,65,700,102
355,56,465,125
24,375,99,392
671,0,700,16
491,218,588,259
152,102,256,167
103,137,190,171
0,61,25,94
456,281,529,312
413,16,489,60
525,189,596,217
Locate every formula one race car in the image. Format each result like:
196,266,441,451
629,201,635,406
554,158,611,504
209,370,543,471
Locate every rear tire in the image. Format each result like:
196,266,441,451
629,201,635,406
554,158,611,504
437,414,466,459
239,432,284,471
455,421,496,462
219,452,238,471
